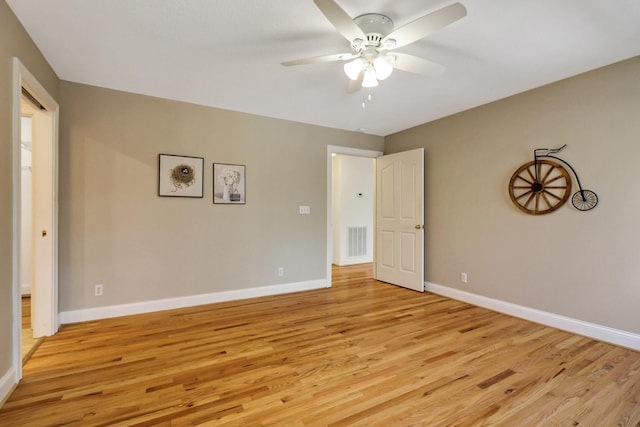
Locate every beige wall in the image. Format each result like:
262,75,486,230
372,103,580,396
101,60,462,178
385,56,640,334
2,0,638,399
0,2,59,386
58,81,383,311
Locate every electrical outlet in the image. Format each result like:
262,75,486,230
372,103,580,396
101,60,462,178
94,284,104,296
460,272,468,284
278,267,284,277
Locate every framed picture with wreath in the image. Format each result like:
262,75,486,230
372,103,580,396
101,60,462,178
158,154,204,198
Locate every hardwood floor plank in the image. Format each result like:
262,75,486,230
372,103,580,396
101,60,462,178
21,296,44,366
1,263,639,425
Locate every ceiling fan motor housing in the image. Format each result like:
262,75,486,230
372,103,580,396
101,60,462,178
353,14,394,50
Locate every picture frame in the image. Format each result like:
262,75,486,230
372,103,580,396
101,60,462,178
158,154,204,198
213,163,246,204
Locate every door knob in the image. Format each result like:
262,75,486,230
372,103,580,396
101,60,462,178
414,225,423,229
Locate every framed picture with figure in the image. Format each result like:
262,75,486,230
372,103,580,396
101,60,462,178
213,163,246,204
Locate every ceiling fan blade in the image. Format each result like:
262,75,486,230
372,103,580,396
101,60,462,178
313,0,366,42
381,2,466,49
392,53,446,76
281,52,357,66
347,71,364,93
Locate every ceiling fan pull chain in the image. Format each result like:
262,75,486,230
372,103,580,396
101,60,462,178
361,89,373,109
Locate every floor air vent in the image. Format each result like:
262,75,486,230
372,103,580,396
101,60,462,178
347,226,367,258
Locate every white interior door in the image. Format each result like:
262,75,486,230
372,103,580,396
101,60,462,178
30,106,57,338
375,148,424,292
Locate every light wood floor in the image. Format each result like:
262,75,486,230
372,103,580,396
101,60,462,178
21,296,43,365
2,264,639,426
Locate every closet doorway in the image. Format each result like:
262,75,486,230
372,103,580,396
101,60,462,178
13,59,60,378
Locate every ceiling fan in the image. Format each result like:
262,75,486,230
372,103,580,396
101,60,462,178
282,0,467,92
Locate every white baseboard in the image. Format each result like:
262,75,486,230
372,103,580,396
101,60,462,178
60,279,327,324
0,366,18,408
426,282,640,351
335,256,373,266
21,283,31,295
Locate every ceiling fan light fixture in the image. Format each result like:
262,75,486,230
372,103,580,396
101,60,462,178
373,55,394,80
344,58,364,80
362,66,379,88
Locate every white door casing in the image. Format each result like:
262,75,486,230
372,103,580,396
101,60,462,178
375,148,424,292
12,58,59,385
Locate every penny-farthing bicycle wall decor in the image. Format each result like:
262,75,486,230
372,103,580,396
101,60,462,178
508,145,598,215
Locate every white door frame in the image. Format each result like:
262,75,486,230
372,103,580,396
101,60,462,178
12,58,59,381
326,145,383,287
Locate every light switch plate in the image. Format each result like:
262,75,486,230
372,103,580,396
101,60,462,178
299,205,310,214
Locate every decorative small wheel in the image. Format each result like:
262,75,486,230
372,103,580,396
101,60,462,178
509,159,572,215
571,189,598,211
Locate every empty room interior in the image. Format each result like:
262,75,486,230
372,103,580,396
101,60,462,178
1,1,640,425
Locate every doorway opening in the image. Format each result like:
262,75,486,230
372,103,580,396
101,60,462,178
331,154,375,265
18,112,44,364
12,58,60,382
326,145,382,287
327,146,425,291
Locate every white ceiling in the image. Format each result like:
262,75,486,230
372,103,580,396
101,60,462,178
7,0,640,136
